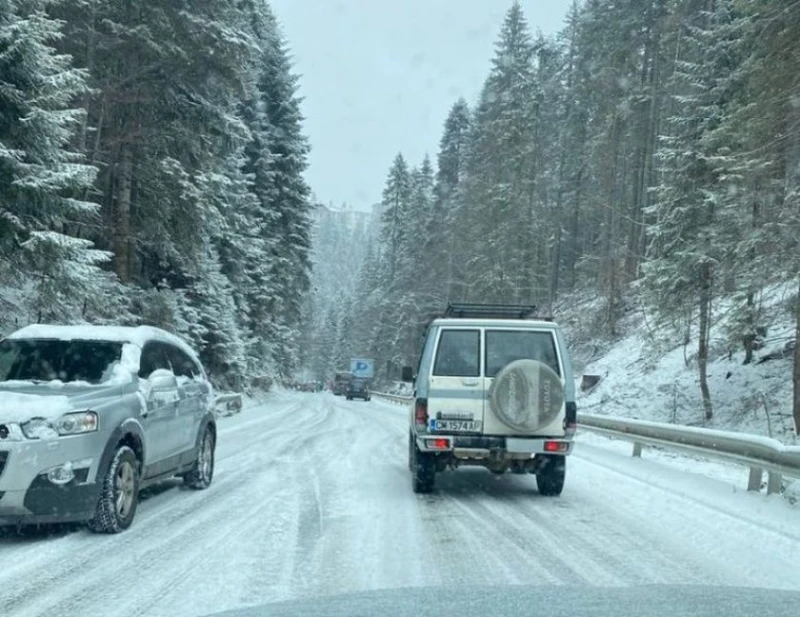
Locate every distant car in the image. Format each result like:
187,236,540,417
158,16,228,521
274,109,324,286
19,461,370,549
332,372,351,396
0,324,216,533
346,378,371,401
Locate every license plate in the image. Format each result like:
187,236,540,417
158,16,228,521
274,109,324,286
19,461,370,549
430,419,482,432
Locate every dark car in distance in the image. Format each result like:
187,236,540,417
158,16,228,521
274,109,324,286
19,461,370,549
346,378,370,401
332,372,351,396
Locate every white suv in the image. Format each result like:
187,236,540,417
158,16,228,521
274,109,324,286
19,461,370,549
403,304,577,495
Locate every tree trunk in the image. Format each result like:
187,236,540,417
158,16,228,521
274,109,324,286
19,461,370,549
114,143,133,282
602,116,622,336
743,291,755,365
793,278,800,437
549,222,562,306
565,169,583,291
698,262,713,420
626,0,665,280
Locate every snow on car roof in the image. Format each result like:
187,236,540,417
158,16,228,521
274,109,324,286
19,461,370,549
7,324,201,363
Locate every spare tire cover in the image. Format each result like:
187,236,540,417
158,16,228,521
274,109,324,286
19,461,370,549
488,359,564,432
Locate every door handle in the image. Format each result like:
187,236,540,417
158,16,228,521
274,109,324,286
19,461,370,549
461,378,479,386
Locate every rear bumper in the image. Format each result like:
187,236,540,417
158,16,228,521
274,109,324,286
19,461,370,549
416,434,574,457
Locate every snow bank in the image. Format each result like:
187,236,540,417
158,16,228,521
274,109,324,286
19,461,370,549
563,284,797,441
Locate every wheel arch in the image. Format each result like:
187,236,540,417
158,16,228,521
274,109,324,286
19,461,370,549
98,418,146,477
196,412,216,448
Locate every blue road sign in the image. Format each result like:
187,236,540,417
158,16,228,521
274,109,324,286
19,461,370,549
350,358,375,378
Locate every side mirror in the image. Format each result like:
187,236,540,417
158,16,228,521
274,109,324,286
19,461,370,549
401,366,414,383
148,368,178,392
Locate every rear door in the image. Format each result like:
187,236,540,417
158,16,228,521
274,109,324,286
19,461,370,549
483,328,564,436
427,328,485,434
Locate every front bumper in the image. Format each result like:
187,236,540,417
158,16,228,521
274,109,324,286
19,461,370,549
0,430,107,524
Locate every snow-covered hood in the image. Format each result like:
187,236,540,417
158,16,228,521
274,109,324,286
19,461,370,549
0,382,127,424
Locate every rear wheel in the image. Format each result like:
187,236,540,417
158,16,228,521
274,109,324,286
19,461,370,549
409,433,435,493
184,426,215,490
536,454,566,496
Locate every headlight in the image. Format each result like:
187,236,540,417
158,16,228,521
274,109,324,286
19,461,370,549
56,411,98,435
21,412,98,439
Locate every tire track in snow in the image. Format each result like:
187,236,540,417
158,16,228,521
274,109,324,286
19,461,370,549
4,393,800,617
0,397,332,617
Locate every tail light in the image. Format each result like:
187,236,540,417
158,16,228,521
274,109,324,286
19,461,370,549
426,438,450,450
544,441,569,453
414,398,428,427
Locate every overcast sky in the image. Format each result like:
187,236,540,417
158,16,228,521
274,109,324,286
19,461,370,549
270,0,574,210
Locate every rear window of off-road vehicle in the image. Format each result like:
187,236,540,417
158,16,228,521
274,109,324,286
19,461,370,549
433,330,480,377
485,330,560,378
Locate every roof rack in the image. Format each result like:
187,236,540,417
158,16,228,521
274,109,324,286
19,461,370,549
444,303,542,320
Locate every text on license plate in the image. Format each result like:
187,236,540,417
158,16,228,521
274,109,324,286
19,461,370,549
430,419,482,432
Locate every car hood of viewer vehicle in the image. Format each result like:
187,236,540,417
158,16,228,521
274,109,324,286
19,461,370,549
202,585,800,617
0,381,133,425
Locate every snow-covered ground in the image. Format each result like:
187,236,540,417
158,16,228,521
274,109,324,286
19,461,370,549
1,392,799,617
563,285,797,441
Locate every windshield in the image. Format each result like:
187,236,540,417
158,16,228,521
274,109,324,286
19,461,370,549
0,339,123,385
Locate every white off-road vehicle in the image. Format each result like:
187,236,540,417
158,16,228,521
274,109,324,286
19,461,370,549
403,304,576,495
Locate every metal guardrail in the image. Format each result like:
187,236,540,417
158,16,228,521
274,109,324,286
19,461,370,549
372,392,414,404
579,413,800,495
372,393,800,495
214,393,243,416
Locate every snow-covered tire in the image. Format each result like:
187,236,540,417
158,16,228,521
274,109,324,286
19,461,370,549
89,446,139,534
488,360,564,432
410,437,435,494
184,426,215,490
536,454,566,496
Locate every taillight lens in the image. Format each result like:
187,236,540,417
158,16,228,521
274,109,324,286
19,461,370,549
544,441,569,453
414,399,428,426
426,438,450,450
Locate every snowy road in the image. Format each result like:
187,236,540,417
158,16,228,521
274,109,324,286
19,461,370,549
2,393,800,617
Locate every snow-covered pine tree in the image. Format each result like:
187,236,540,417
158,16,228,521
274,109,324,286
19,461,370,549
643,0,744,420
240,0,313,379
380,153,412,286
552,0,590,294
0,0,111,326
459,1,539,303
397,158,435,361
725,0,800,431
432,99,471,303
